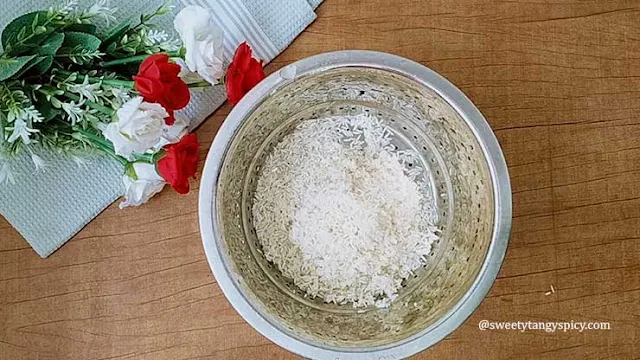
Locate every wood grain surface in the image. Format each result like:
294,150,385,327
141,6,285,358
2,0,640,359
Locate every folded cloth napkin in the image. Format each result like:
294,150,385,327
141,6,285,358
0,0,322,257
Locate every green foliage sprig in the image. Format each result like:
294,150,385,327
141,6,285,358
0,0,177,161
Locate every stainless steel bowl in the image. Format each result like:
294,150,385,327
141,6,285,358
198,50,511,359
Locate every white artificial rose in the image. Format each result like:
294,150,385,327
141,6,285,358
103,96,169,160
174,5,224,84
153,116,190,151
120,162,166,209
175,58,205,84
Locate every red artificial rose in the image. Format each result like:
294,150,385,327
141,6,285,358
133,54,190,125
157,133,200,194
226,42,265,105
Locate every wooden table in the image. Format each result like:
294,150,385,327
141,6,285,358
2,0,639,359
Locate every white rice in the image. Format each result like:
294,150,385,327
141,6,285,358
252,114,439,308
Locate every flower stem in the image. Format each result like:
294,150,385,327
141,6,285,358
132,152,154,163
73,127,128,166
88,77,135,88
63,92,116,117
56,69,135,89
99,54,148,67
100,50,181,67
188,81,213,88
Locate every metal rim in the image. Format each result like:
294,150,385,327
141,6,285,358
198,50,512,359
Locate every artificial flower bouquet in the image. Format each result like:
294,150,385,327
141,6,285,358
0,1,265,207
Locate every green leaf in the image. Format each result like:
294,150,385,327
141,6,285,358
101,19,131,48
125,162,138,180
17,27,27,41
1,11,50,53
31,12,40,31
33,26,48,35
59,32,102,53
11,55,47,78
34,92,61,121
36,32,64,56
0,55,36,81
65,23,98,35
31,55,53,75
106,42,117,53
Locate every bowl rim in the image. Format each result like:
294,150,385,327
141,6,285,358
198,50,512,359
